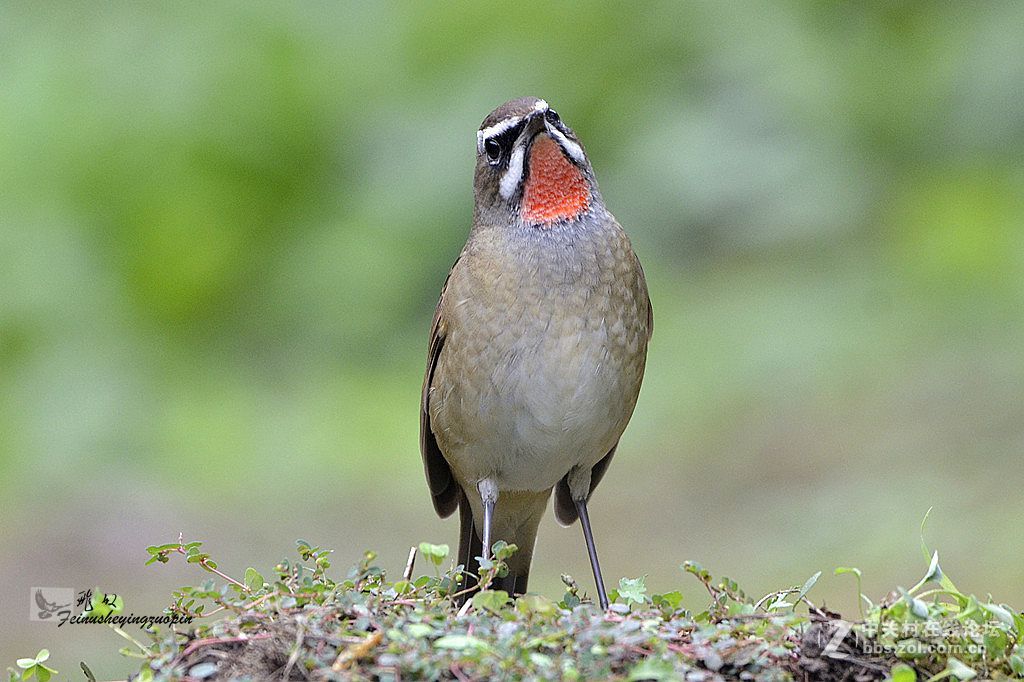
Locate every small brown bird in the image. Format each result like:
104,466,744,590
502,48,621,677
419,97,652,609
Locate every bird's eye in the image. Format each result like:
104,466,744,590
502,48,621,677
484,138,502,164
546,109,560,124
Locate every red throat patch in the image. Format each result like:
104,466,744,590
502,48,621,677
522,135,590,225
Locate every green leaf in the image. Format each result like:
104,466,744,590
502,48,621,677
244,567,264,593
627,657,676,681
898,587,929,619
795,571,821,605
15,660,34,670
33,651,49,664
918,509,961,595
146,543,179,554
946,658,977,681
887,663,916,682
491,541,517,560
433,635,490,651
923,551,941,583
1008,653,1024,677
960,594,982,622
984,627,1008,656
1013,612,1024,637
561,592,581,609
472,589,509,613
682,561,710,582
983,602,1015,628
87,590,124,617
908,551,943,595
418,542,449,566
653,590,684,610
516,594,558,617
617,576,647,605
405,623,432,639
919,506,935,563
529,653,553,668
36,668,51,682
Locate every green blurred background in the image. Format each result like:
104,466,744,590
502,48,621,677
3,0,1023,673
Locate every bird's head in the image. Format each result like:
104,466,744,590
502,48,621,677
473,97,599,228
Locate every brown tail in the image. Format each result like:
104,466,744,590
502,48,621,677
455,489,532,604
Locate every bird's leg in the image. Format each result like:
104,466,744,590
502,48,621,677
481,499,494,561
575,498,609,610
567,466,610,610
477,478,499,561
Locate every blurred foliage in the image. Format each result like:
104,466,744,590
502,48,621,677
2,1,1023,676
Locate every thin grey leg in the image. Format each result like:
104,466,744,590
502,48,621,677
478,478,498,561
482,496,494,560
575,498,609,610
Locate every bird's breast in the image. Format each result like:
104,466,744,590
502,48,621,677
430,221,649,492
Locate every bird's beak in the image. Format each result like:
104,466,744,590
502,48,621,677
521,99,587,167
506,105,550,165
538,108,587,167
521,108,548,144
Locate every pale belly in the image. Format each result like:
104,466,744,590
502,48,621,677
431,308,645,493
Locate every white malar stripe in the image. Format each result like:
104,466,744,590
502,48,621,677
499,143,526,199
544,121,586,165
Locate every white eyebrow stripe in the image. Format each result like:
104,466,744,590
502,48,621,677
477,100,549,147
544,120,586,165
478,115,524,144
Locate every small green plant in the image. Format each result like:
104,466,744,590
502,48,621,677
417,541,449,574
10,520,1021,681
825,510,1024,681
13,650,57,682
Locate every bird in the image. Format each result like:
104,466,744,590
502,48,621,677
35,589,70,619
419,97,652,609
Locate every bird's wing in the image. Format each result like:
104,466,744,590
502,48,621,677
35,589,54,611
637,252,654,341
420,259,461,518
645,288,654,340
